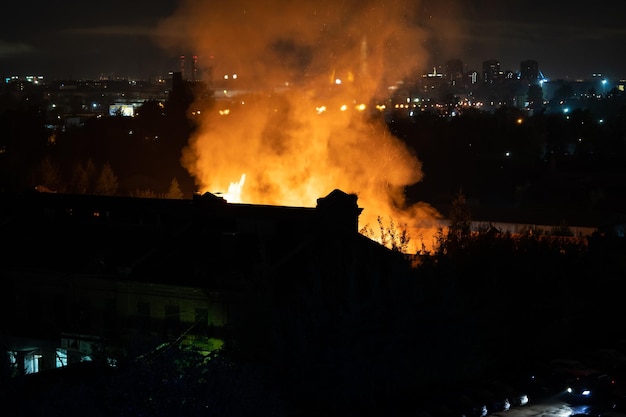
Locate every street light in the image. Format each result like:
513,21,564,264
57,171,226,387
602,79,607,97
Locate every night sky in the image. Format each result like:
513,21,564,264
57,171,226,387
1,0,625,82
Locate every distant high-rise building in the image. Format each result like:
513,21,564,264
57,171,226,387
445,59,464,82
520,60,539,81
482,59,501,83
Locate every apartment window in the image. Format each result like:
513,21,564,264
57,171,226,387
7,351,16,373
56,348,67,368
24,351,42,374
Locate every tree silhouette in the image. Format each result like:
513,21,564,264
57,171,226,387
94,162,119,196
449,189,472,238
552,83,574,103
165,177,184,199
69,158,97,194
378,216,411,253
435,188,472,256
38,155,62,192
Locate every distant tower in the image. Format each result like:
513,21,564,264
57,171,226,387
360,36,368,77
171,71,184,94
180,55,186,80
445,58,464,82
520,59,539,82
192,55,198,82
482,59,501,83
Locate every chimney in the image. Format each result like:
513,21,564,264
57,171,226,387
192,55,198,82
316,189,363,235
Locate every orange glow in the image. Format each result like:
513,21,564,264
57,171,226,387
156,0,448,253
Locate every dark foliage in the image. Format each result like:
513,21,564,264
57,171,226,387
3,348,285,417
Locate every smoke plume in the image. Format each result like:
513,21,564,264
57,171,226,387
155,0,445,252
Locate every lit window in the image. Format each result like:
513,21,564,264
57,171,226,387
56,348,67,368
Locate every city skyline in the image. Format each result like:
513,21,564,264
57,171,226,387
1,1,626,82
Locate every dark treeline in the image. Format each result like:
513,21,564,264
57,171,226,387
391,104,626,209
0,82,199,198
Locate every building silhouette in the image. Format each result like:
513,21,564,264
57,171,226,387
520,59,540,82
482,59,501,83
0,189,409,374
445,58,464,82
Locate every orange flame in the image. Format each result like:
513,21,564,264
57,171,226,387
223,173,246,204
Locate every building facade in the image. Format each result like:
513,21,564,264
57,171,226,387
1,189,404,375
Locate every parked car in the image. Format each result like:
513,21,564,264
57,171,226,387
562,372,618,405
550,357,602,392
583,348,626,377
508,359,563,399
423,382,489,417
551,358,600,379
453,382,509,416
451,391,489,417
484,379,530,407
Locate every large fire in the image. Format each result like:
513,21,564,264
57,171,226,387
155,0,447,253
